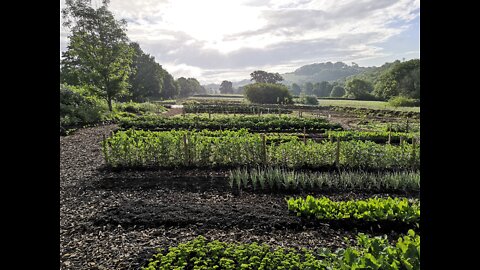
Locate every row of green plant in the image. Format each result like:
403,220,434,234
229,168,420,192
326,130,419,143
184,103,293,114
357,120,421,133
118,114,342,132
326,106,420,119
287,196,419,224
142,230,420,269
114,101,167,115
103,129,420,169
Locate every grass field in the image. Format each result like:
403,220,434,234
317,99,420,112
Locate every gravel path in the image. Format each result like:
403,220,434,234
60,124,415,270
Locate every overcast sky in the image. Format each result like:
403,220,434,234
60,0,420,84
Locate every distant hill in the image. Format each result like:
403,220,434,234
281,62,371,85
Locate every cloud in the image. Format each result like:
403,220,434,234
60,0,419,84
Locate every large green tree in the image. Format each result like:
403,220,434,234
127,42,164,102
250,70,284,84
312,81,333,97
244,83,292,104
177,77,205,97
374,59,420,100
345,79,375,100
290,83,302,95
219,80,233,94
61,0,134,111
160,71,179,99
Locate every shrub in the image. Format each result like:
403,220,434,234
244,83,293,104
60,84,108,132
388,96,420,107
300,95,319,105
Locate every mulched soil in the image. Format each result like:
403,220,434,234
60,124,419,270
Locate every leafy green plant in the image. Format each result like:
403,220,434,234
287,196,420,224
103,129,420,169
142,231,420,269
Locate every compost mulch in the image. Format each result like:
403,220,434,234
61,124,418,270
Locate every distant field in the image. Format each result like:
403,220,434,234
318,99,420,112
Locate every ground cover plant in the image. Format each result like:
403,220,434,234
118,114,343,132
229,168,420,192
103,129,420,169
287,196,420,224
142,230,420,269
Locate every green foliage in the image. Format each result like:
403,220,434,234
345,79,376,100
326,130,419,143
142,231,420,270
103,129,420,169
127,42,164,102
177,77,206,97
313,81,333,97
61,0,134,111
330,85,346,97
114,101,166,115
287,196,420,223
388,96,420,108
60,84,108,133
244,83,293,104
250,70,284,84
290,83,302,95
219,80,234,94
298,94,319,105
230,168,420,192
118,114,341,132
374,59,420,100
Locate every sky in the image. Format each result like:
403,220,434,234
60,0,420,85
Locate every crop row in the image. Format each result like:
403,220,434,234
118,114,343,132
229,168,420,192
287,196,420,224
103,129,420,169
326,130,419,144
142,231,420,269
184,103,293,114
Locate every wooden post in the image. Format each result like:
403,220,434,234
387,132,391,144
399,136,403,145
335,138,340,167
303,127,307,145
406,118,409,133
209,110,211,119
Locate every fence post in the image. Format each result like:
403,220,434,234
335,138,340,167
406,118,409,133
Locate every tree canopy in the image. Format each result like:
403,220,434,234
219,80,233,94
244,83,292,104
250,70,284,84
61,0,134,111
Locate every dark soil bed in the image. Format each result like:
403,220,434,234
61,124,419,270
